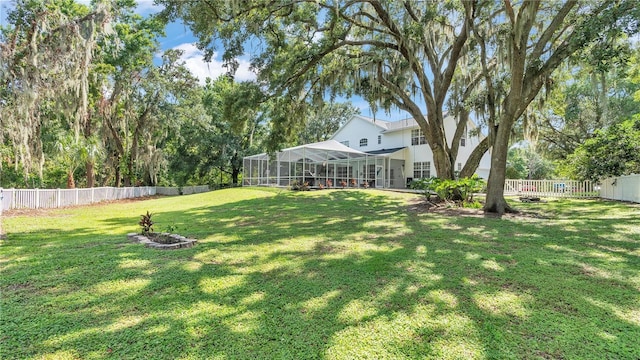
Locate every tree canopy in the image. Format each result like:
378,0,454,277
2,0,640,215
158,0,640,214
564,117,640,181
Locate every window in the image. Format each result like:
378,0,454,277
377,135,382,144
390,169,394,186
413,161,431,178
411,129,426,145
458,163,462,171
340,140,349,147
359,138,368,147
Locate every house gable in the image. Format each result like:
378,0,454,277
330,115,389,150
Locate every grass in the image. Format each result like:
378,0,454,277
1,188,639,359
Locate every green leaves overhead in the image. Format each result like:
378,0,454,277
0,0,112,178
566,117,640,181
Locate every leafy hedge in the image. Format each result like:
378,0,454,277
410,175,486,206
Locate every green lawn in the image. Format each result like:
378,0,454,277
1,188,639,359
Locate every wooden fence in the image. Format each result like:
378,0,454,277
504,179,597,198
0,185,209,213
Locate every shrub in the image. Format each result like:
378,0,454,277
410,177,440,192
139,211,154,235
411,175,486,205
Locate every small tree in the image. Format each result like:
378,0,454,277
139,211,154,235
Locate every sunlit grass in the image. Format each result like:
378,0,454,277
1,189,639,359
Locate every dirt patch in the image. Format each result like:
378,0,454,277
406,197,545,219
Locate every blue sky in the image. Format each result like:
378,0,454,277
0,0,412,121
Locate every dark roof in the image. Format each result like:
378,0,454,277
365,147,406,155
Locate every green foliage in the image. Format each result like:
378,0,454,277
138,211,154,234
538,43,640,161
0,0,201,188
506,146,555,180
463,199,483,209
409,177,439,192
155,0,491,179
565,117,640,181
165,76,267,188
0,0,110,179
506,149,528,179
411,175,486,204
297,102,359,145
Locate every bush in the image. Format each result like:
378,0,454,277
409,177,440,192
411,175,486,206
139,211,154,235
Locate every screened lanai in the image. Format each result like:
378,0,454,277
243,140,404,188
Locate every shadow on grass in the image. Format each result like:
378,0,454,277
1,190,639,359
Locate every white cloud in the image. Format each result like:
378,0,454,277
172,43,256,84
135,0,163,15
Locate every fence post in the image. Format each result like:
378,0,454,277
91,187,95,204
35,188,40,209
75,188,79,205
57,189,61,208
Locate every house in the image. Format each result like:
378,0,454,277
242,114,491,189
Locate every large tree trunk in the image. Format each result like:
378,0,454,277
484,123,513,215
431,145,454,179
424,110,456,180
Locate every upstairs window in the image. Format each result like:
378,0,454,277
360,138,368,147
411,129,426,145
378,135,382,144
340,140,349,147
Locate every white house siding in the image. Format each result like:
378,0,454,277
332,114,491,186
330,115,388,151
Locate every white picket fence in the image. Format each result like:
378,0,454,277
504,179,597,198
599,174,640,203
0,185,209,213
